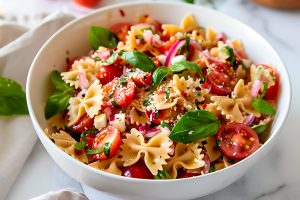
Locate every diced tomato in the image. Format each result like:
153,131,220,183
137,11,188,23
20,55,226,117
158,39,177,54
71,115,94,132
112,79,136,108
217,123,260,160
92,126,121,160
132,72,152,86
96,60,123,84
260,64,280,100
146,108,178,125
122,161,153,179
109,23,132,43
73,0,101,8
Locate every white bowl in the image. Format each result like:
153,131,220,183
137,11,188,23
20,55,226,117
26,2,291,199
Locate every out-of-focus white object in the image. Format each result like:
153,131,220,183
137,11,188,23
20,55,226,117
0,12,75,200
30,188,88,200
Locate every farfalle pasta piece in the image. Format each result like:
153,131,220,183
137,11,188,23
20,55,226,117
181,13,199,32
120,127,173,175
68,80,103,125
47,113,66,130
206,79,261,123
205,136,221,162
61,57,99,89
165,142,205,178
89,157,123,176
129,107,150,125
45,129,88,163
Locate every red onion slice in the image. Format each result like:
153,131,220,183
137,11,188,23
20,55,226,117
244,114,255,126
144,128,160,138
78,71,89,90
103,107,113,120
98,51,110,60
138,125,148,132
251,79,263,98
202,154,211,174
143,29,153,44
217,32,226,42
190,40,202,51
201,50,223,64
165,40,186,66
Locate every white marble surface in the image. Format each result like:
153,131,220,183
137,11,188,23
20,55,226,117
3,0,300,199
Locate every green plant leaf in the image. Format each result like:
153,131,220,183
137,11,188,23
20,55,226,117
252,98,276,115
121,51,157,72
252,123,267,134
152,61,203,86
0,77,28,115
221,45,236,66
45,91,71,119
50,70,72,91
89,26,118,50
74,140,86,150
154,169,172,179
169,110,220,144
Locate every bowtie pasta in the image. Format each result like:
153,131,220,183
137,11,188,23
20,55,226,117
44,14,279,179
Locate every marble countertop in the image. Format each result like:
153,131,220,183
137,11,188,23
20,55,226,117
4,0,300,199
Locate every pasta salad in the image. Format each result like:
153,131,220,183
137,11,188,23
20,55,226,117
44,14,279,179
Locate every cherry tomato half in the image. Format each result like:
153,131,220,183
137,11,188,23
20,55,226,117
177,169,199,179
92,126,121,160
260,64,280,100
204,63,237,95
217,123,260,160
113,78,136,108
71,114,94,132
132,72,152,86
109,23,132,43
96,60,123,84
122,161,153,179
146,107,178,125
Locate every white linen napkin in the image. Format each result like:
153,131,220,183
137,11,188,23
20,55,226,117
0,12,75,200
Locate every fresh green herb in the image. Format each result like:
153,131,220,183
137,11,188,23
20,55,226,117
80,128,99,138
103,142,111,156
119,76,127,85
104,51,119,65
169,110,220,144
252,98,276,115
86,147,104,155
184,37,190,58
152,61,204,86
252,123,267,134
183,0,195,3
258,82,269,99
165,87,170,100
121,51,157,72
94,56,101,61
143,98,153,106
74,140,86,150
254,65,264,80
89,26,118,50
221,46,236,66
135,34,144,40
160,120,172,130
111,100,121,109
140,27,153,33
154,169,172,179
45,70,74,119
0,76,28,115
216,140,222,147
209,164,216,173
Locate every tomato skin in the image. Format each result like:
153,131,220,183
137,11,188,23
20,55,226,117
113,79,136,108
73,0,101,8
260,64,280,100
177,169,199,179
132,72,152,86
158,39,177,54
109,23,132,43
146,108,178,125
71,115,94,132
92,126,121,160
122,161,153,179
96,60,123,84
217,123,260,160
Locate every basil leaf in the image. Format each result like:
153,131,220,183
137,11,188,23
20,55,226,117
160,120,172,130
0,77,28,115
89,26,118,50
221,46,236,66
165,87,170,100
104,51,119,65
121,51,157,72
252,98,276,115
154,169,172,179
103,142,111,156
45,91,71,119
152,61,203,86
74,140,86,150
152,67,171,86
209,164,216,173
184,0,195,3
252,124,267,134
50,70,72,91
80,128,99,138
143,98,153,106
169,110,220,144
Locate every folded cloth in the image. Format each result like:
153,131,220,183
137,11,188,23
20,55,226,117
0,12,75,200
29,188,88,200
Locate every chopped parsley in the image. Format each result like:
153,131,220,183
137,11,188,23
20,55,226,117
209,164,216,173
143,98,153,106
111,99,121,109
165,87,171,100
154,169,172,179
119,76,127,85
160,120,172,130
